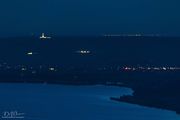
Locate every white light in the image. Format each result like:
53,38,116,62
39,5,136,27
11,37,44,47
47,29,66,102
77,50,91,54
27,52,33,55
40,33,51,39
49,67,55,71
21,68,26,71
154,67,160,70
147,67,151,70
162,67,167,70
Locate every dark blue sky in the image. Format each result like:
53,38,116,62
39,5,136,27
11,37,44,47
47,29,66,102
0,0,179,36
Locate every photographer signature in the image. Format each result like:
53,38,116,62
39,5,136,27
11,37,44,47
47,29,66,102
1,111,25,119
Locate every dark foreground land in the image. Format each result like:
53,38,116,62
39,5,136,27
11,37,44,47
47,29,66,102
110,71,180,114
0,36,180,114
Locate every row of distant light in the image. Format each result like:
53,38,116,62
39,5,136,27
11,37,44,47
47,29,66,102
123,67,180,71
1,62,180,72
27,50,91,56
104,34,160,37
15,66,180,72
0,64,57,72
21,67,56,71
21,67,56,74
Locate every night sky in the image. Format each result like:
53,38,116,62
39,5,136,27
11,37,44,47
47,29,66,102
0,0,179,36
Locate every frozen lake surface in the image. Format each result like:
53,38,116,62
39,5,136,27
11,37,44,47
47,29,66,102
0,83,179,120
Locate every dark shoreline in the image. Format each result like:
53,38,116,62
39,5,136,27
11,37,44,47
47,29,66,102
110,95,180,114
110,84,180,115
